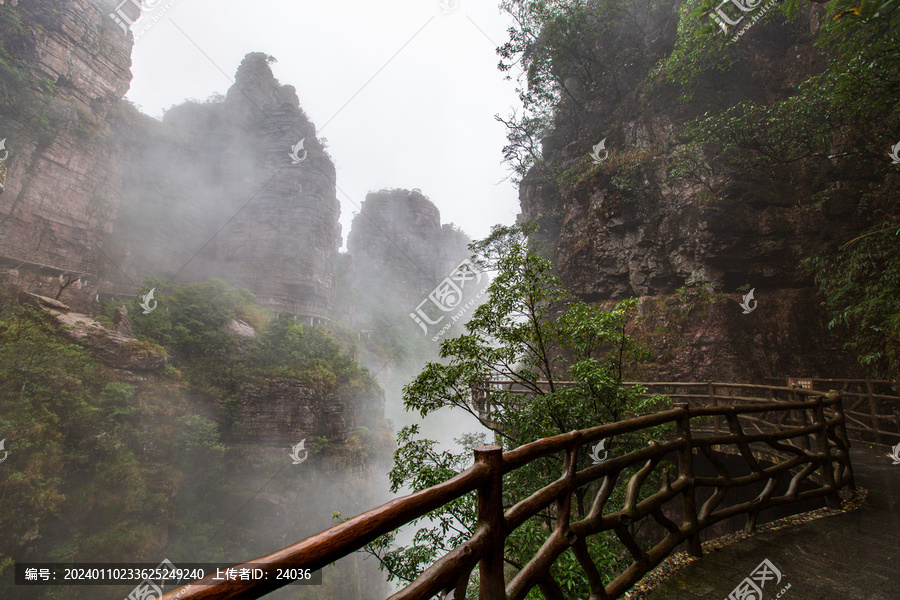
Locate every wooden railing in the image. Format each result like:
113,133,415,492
99,282,140,298
0,237,98,278
765,377,899,443
472,378,899,444
161,386,854,600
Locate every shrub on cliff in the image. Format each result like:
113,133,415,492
0,297,227,598
120,278,377,399
250,314,375,393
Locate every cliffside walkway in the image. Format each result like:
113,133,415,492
159,378,897,600
645,444,900,600
0,237,98,278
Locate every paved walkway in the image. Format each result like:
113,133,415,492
646,445,900,600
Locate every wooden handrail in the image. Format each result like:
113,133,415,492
158,463,490,600
0,238,98,277
764,376,894,384
161,386,856,600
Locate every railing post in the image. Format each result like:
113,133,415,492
866,378,882,444
794,386,811,451
675,403,702,558
474,445,506,600
709,382,720,436
811,397,841,509
830,391,856,491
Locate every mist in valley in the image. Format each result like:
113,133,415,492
1,0,898,599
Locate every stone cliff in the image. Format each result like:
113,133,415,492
517,1,873,381
0,2,470,340
0,0,132,306
0,2,339,320
234,378,384,448
344,188,473,334
0,5,387,558
106,52,341,319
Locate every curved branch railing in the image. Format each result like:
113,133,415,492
472,379,899,444
161,387,855,600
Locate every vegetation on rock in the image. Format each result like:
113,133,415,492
366,225,668,597
0,281,389,599
497,0,900,385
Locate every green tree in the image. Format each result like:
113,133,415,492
130,277,256,363
806,221,900,384
250,314,371,392
366,225,665,597
496,0,670,182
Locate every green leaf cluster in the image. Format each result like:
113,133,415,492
365,225,668,594
0,297,227,598
103,278,377,399
496,0,671,182
805,221,900,382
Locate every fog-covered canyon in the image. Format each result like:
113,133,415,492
1,0,897,599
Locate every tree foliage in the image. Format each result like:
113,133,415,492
0,280,387,598
496,0,670,182
0,296,226,599
118,278,377,398
365,225,667,597
805,221,900,383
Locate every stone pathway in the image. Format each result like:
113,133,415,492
645,445,900,600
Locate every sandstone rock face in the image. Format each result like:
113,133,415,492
623,289,854,382
519,2,840,300
0,0,133,306
345,189,472,330
234,378,384,447
113,305,134,337
20,292,168,373
517,3,862,380
0,3,340,321
227,318,256,340
106,52,340,319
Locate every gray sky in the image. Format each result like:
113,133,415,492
125,0,523,250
